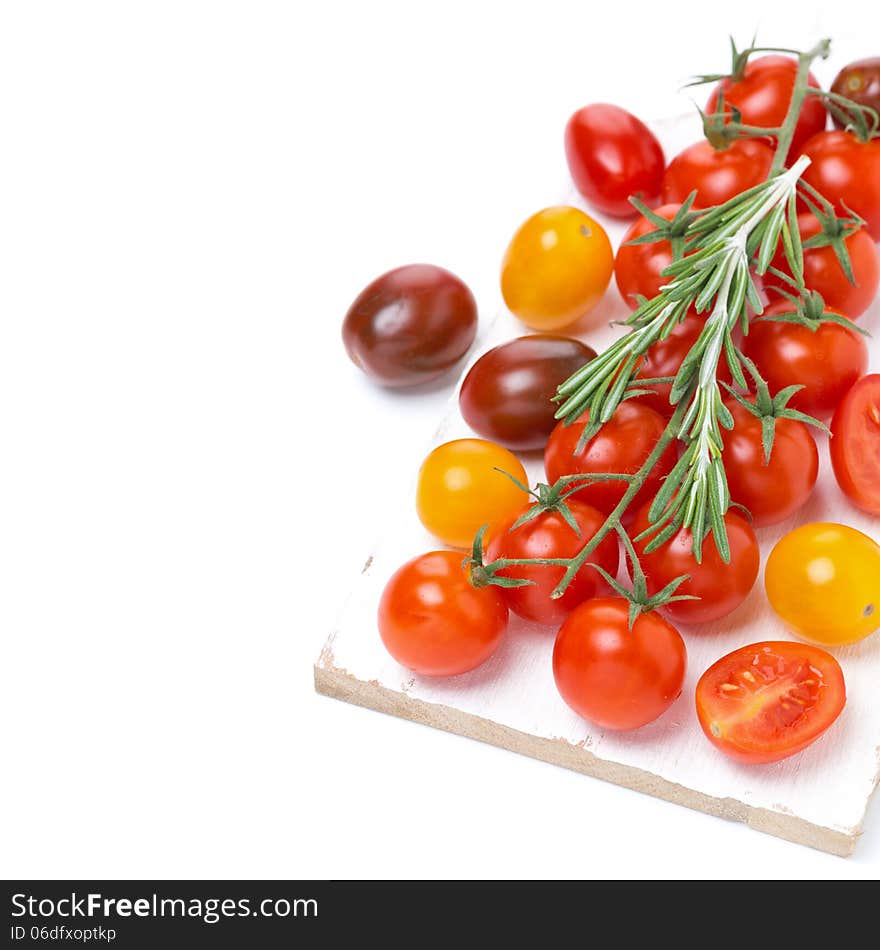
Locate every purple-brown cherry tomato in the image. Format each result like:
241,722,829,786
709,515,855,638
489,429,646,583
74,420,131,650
459,335,597,451
342,264,477,387
831,58,880,129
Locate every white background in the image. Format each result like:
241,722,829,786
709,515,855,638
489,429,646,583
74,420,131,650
1,0,879,879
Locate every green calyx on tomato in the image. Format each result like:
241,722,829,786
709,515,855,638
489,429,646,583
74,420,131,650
753,287,867,336
795,187,868,288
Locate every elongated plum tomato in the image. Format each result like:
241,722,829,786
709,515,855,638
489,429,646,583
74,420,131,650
706,55,826,160
378,551,508,677
830,374,880,514
765,213,880,320
553,597,687,730
459,336,597,451
696,641,845,764
614,203,682,310
564,104,665,217
765,523,880,646
416,439,527,550
742,300,868,419
632,502,760,625
721,399,818,527
342,264,477,387
831,58,880,128
487,500,619,626
501,207,613,331
798,130,880,241
544,402,677,522
662,138,775,208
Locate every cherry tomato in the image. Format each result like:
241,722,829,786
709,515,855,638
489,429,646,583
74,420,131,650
742,300,868,419
706,55,826,160
766,212,879,320
486,500,619,626
798,130,880,241
416,439,527,550
721,399,818,527
459,336,597,451
544,402,677,522
662,138,775,208
633,311,733,418
614,203,683,309
564,104,665,217
378,551,508,676
501,207,614,331
831,58,880,128
553,597,687,730
765,522,880,646
632,502,760,625
342,264,477,387
696,641,845,764
830,374,880,514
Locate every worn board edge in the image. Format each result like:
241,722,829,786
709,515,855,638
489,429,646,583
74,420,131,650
315,644,876,858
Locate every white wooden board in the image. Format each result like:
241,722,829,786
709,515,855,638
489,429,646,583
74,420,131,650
315,114,880,856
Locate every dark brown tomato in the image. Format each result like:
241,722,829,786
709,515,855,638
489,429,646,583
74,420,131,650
830,58,880,128
459,335,597,451
342,264,478,387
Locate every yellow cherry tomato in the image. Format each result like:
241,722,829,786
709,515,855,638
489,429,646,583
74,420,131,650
501,206,613,331
765,522,880,646
416,439,527,549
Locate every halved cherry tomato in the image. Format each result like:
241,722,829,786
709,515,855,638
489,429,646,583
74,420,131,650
696,641,845,764
830,374,880,514
662,138,774,208
416,439,527,549
553,597,687,730
631,502,760,625
544,402,677,522
378,551,508,677
614,203,683,309
486,500,619,626
564,104,665,217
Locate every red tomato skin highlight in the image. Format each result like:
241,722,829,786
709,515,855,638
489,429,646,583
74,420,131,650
830,374,880,515
564,104,665,217
662,138,775,208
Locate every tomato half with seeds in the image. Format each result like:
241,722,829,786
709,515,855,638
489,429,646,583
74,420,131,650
696,641,846,764
662,138,775,208
830,374,880,514
378,551,508,677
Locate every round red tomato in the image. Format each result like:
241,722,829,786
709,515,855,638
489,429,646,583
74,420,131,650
830,374,880,514
798,130,880,241
696,641,845,764
378,551,508,677
706,55,826,160
831,58,880,128
742,300,867,419
564,104,665,217
633,312,733,418
766,213,879,320
614,203,685,309
721,398,818,526
487,500,619,626
544,402,677,522
553,597,687,730
662,137,775,208
632,502,760,625
459,336,597,451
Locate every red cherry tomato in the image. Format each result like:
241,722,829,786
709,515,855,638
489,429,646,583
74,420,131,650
721,399,818,527
830,374,880,514
544,402,677,522
696,641,845,764
766,212,879,320
633,312,734,418
459,336,597,451
564,104,665,217
831,58,880,128
486,501,619,626
378,551,508,676
631,502,760,625
706,55,827,160
662,138,775,208
342,264,477,387
798,130,880,241
614,203,683,309
553,597,687,730
742,300,868,419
